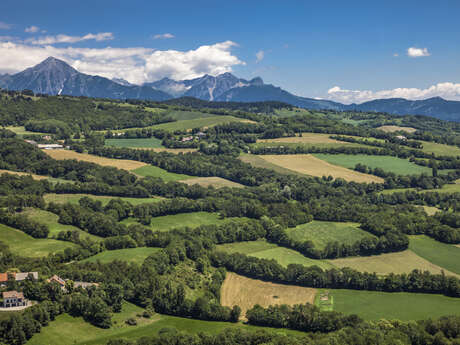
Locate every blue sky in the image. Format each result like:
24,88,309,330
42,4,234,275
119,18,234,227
1,0,460,103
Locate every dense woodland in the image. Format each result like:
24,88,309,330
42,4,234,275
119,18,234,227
0,90,459,344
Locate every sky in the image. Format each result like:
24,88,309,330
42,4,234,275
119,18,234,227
1,0,460,103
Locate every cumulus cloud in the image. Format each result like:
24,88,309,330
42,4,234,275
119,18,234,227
153,33,174,39
255,50,264,63
27,32,114,45
407,47,430,58
0,21,11,30
0,40,244,84
327,83,460,104
25,26,40,33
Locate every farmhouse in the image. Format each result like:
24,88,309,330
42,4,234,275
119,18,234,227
37,143,64,150
2,291,27,308
0,272,38,286
47,275,66,289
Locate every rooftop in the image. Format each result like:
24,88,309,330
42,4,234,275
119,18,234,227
3,291,24,299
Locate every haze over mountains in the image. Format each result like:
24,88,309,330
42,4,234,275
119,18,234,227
1,57,459,122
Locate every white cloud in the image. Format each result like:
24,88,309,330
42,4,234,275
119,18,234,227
255,50,264,63
0,40,244,84
393,53,399,57
153,33,175,39
0,21,11,30
25,26,40,33
407,47,430,58
27,32,114,45
327,83,460,104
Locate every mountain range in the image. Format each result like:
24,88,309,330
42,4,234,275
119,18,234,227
0,57,459,122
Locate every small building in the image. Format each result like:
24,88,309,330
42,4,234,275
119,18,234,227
181,136,194,142
74,281,99,289
24,140,38,146
15,272,38,282
37,144,63,150
47,275,66,290
2,291,27,308
395,135,407,140
42,135,52,141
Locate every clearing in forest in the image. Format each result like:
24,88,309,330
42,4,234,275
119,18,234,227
151,116,252,132
258,133,349,144
44,150,147,171
221,272,317,318
179,176,244,189
328,250,460,278
377,125,417,133
285,221,375,250
81,247,161,265
132,165,193,181
105,137,164,148
258,154,383,183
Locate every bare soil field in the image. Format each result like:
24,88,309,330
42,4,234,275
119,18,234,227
259,154,383,183
179,176,244,188
44,150,147,171
377,125,417,133
221,272,317,319
328,250,460,278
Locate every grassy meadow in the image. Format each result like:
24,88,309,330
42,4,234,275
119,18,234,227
376,125,417,133
81,247,161,265
43,193,165,206
313,154,433,176
239,153,307,177
132,165,193,181
105,137,164,148
150,116,250,132
179,176,244,188
0,223,78,258
285,221,374,250
418,141,460,157
409,235,460,275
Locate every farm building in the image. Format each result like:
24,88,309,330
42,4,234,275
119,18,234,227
2,291,27,308
0,272,38,286
37,144,63,149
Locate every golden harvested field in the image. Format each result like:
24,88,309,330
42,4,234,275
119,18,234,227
258,133,348,144
377,125,417,133
328,250,460,278
44,150,147,171
148,148,197,154
221,272,317,319
179,177,244,188
259,154,384,183
0,169,48,180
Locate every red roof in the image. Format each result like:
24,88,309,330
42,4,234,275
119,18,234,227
2,291,24,299
0,272,15,282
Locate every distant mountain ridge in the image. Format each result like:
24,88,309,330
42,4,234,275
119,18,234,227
1,57,459,121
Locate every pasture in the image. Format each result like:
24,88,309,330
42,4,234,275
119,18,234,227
179,176,244,189
5,126,47,137
314,154,433,175
81,247,161,265
0,223,77,258
151,116,251,132
132,165,193,181
121,212,228,232
377,125,417,133
418,140,460,157
43,193,164,206
44,150,147,171
378,179,460,195
217,240,333,270
258,133,351,144
221,272,317,319
285,221,374,250
321,289,460,320
258,154,383,183
409,235,460,275
328,250,459,277
105,137,164,148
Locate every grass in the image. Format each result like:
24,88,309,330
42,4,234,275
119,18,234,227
221,272,317,319
151,116,249,132
217,240,334,270
377,125,417,133
258,154,383,183
314,154,433,176
328,250,459,278
285,221,376,250
0,223,78,258
132,165,193,181
258,133,352,144
179,176,244,188
379,179,460,195
105,137,164,148
5,126,47,137
0,169,70,184
20,208,101,241
318,289,460,321
121,212,229,232
44,150,147,171
81,247,162,265
418,141,460,157
409,235,460,275
27,302,303,345
43,193,165,206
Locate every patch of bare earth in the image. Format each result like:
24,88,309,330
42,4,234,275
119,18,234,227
377,125,417,133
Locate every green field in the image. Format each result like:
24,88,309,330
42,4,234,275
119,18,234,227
379,179,460,195
313,154,432,176
151,116,249,132
419,141,460,157
121,212,229,232
239,153,306,177
105,137,164,148
27,302,302,345
0,223,78,257
132,165,193,181
217,240,334,270
81,247,161,265
318,289,460,321
167,110,217,120
5,126,47,137
20,208,101,241
252,141,367,150
409,235,460,275
43,193,164,206
285,221,375,250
